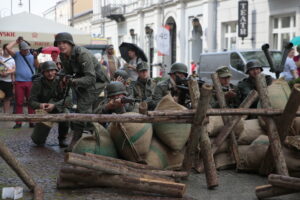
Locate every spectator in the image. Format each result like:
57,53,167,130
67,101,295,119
102,45,121,78
282,48,298,81
191,61,197,73
0,44,16,113
293,45,300,76
6,37,39,129
51,50,62,70
122,48,142,81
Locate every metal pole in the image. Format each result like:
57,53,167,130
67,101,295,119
11,0,13,15
28,0,31,13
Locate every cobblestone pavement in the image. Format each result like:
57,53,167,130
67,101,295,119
0,120,299,200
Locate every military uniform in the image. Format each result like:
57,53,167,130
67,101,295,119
152,63,188,108
211,66,241,108
237,60,273,108
132,62,155,110
29,61,71,146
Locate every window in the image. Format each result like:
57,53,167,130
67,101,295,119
230,53,244,71
223,22,237,50
272,14,296,50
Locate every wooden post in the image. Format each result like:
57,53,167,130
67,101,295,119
277,83,300,142
188,79,200,109
268,174,300,191
58,168,186,198
84,153,189,178
182,84,218,189
0,140,43,200
211,73,240,164
65,153,173,181
255,73,289,176
211,90,258,155
255,184,297,199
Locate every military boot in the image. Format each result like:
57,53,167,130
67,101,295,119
65,130,82,152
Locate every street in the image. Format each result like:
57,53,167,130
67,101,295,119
0,120,299,200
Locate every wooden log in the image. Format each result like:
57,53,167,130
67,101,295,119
65,153,173,181
277,83,300,142
84,153,188,178
33,186,44,200
2,109,300,124
284,136,300,151
211,73,239,164
188,79,200,109
255,73,289,176
58,169,186,198
268,174,300,191
182,84,218,188
255,184,297,199
211,90,258,155
199,124,218,189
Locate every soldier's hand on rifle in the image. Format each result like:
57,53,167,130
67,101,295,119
105,98,123,110
44,103,55,112
224,90,237,99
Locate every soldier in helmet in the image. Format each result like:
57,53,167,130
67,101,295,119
211,66,241,108
132,61,155,110
54,32,109,151
238,60,273,108
152,62,188,107
113,69,133,97
29,61,71,147
96,81,134,115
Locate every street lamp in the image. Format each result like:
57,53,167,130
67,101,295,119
18,0,31,13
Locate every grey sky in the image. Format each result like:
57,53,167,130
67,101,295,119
0,0,59,17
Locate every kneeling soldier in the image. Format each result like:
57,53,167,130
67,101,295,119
29,61,71,147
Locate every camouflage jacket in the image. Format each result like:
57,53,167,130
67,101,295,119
132,78,155,110
211,83,241,108
29,76,72,113
152,78,175,107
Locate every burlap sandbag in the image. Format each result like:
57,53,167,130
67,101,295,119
214,152,235,170
73,123,118,158
145,137,184,170
283,146,300,172
210,137,229,154
207,116,244,138
238,135,269,172
109,113,153,162
153,94,191,151
237,119,266,145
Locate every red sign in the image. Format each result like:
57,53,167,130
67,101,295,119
0,32,15,37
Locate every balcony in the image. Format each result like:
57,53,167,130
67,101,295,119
101,4,125,22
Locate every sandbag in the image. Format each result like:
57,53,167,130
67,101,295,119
73,123,118,158
210,137,229,154
214,152,235,170
238,135,269,172
291,117,300,136
145,137,184,170
109,113,153,162
237,119,266,145
207,116,244,138
284,146,300,172
153,94,191,151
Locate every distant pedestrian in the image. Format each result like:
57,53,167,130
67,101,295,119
51,50,62,70
102,45,121,78
293,45,300,76
282,48,298,81
0,44,15,113
6,37,39,129
122,48,142,81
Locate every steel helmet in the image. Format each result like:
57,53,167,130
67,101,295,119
106,81,128,97
246,60,263,74
169,62,188,75
136,61,149,72
54,32,75,46
114,69,129,80
41,61,58,72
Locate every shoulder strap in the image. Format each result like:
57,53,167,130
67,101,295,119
21,55,34,75
3,58,12,63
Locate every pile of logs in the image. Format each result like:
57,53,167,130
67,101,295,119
57,152,188,198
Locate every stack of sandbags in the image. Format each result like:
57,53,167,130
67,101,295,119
146,94,191,169
108,112,153,162
72,123,118,158
237,119,266,145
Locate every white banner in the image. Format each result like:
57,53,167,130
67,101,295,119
156,27,170,55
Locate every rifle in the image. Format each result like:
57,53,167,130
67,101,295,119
57,73,75,107
120,96,142,104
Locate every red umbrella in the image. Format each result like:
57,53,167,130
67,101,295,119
41,46,60,54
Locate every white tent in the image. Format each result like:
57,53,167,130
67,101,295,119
0,12,91,48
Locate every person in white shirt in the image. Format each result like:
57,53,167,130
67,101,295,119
282,48,298,81
0,44,16,113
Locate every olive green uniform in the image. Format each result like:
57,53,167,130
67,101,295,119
29,76,71,145
60,45,109,131
237,75,273,108
132,78,155,110
152,78,178,107
211,83,241,108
